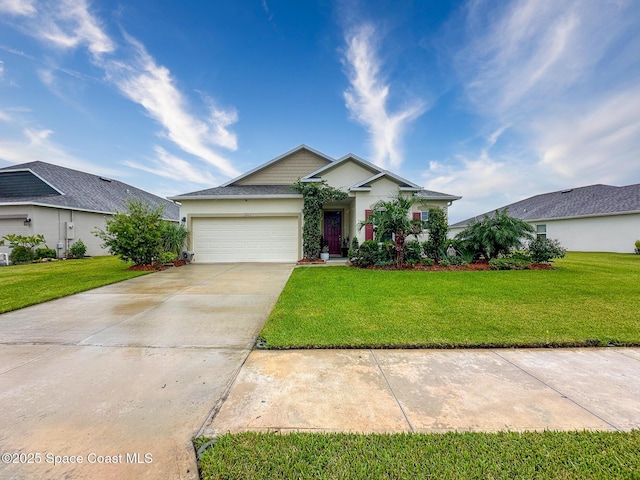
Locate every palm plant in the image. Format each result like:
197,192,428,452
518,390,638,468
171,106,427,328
162,221,189,261
359,194,420,268
455,208,535,259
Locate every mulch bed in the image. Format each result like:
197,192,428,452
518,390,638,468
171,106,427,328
127,260,188,271
361,260,555,271
296,258,327,265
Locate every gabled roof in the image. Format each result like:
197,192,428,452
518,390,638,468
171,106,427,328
451,183,640,228
172,145,461,202
0,161,179,220
300,153,380,182
222,144,334,187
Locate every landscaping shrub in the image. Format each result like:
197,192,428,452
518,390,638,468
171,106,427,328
35,247,57,259
635,240,640,254
455,208,535,259
9,246,35,264
404,239,422,265
376,242,395,266
352,240,378,267
424,206,448,262
421,240,441,261
440,255,470,267
528,237,567,263
93,200,165,266
161,222,189,260
2,234,46,264
348,237,359,259
489,257,531,270
69,239,87,258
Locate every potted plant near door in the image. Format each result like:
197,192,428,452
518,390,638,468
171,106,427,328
320,245,330,261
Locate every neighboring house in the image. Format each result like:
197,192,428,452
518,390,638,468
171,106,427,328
449,184,640,253
0,161,180,258
170,145,461,263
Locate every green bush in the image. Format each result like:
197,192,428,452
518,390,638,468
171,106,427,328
157,251,176,264
348,237,359,259
35,247,57,259
527,237,566,263
455,208,535,259
9,246,35,264
376,242,395,267
421,240,441,261
404,240,422,265
489,257,531,270
425,207,448,262
635,240,640,254
93,200,165,266
352,240,379,267
69,239,87,258
441,255,469,267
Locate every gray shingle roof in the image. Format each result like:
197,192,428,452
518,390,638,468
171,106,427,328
415,189,462,201
171,184,300,198
0,161,179,221
451,183,640,228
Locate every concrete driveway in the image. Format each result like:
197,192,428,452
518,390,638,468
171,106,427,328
0,263,293,480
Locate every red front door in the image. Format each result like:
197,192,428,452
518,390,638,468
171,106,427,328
323,211,342,254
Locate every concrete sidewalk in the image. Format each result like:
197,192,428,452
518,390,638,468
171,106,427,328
205,348,640,435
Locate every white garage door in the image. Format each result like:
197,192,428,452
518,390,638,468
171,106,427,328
192,216,299,262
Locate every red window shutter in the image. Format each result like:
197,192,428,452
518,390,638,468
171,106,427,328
412,212,421,220
365,209,374,241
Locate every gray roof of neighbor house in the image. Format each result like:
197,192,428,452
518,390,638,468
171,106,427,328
451,183,640,228
0,161,180,220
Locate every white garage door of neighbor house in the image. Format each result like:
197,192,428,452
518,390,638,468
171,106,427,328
192,216,299,262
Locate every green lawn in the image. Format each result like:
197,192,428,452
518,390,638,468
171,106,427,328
0,256,152,313
197,430,640,479
260,252,640,348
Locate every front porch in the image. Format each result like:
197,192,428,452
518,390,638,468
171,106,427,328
321,197,356,256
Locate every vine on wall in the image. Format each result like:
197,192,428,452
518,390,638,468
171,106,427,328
291,180,347,259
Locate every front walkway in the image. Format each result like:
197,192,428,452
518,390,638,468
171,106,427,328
0,263,294,480
206,348,640,434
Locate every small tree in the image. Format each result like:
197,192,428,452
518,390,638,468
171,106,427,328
291,180,348,259
424,206,448,263
455,208,535,259
359,194,420,268
93,200,165,266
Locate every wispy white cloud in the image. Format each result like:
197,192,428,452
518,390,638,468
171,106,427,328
102,34,240,177
0,0,36,16
534,85,640,183
124,146,218,186
427,0,640,220
0,0,240,179
27,0,116,57
0,125,121,176
342,23,426,170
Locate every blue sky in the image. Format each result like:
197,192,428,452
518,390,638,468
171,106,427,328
1,0,639,222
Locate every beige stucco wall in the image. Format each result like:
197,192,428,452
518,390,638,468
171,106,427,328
449,213,640,253
321,161,379,190
0,205,112,258
235,150,331,185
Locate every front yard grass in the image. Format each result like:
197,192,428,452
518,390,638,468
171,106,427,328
0,256,152,313
260,252,640,348
197,430,640,479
